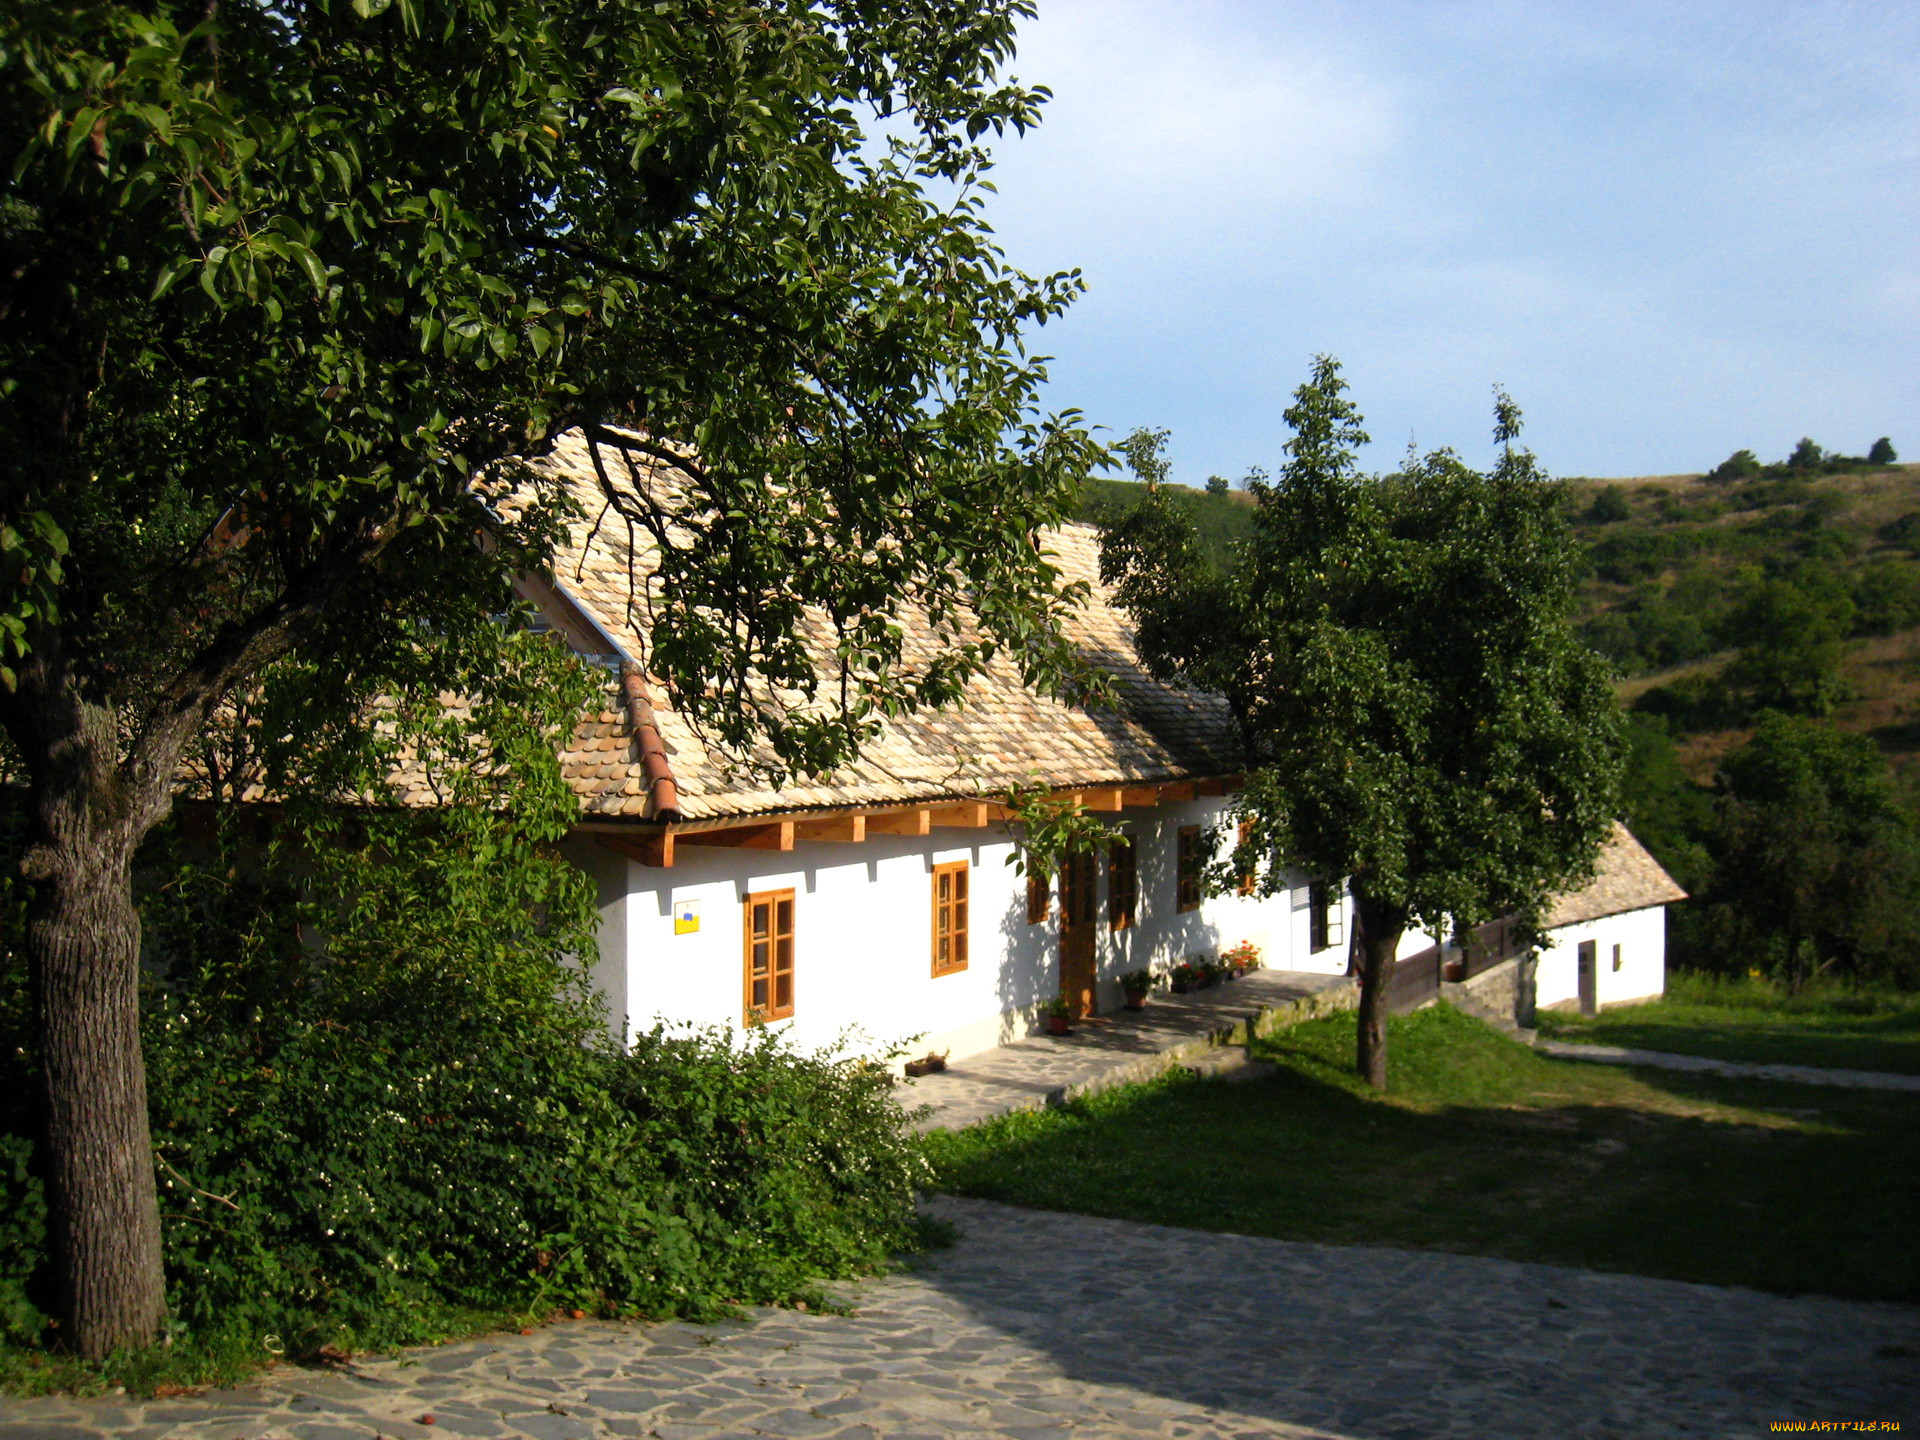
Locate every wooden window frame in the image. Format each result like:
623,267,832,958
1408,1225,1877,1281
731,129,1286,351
1236,820,1257,896
742,888,796,1024
1060,848,1099,930
1026,871,1050,925
1308,881,1343,952
1177,825,1203,913
932,861,970,977
1107,837,1137,931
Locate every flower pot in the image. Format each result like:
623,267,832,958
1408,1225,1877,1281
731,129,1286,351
1123,993,1148,1011
1443,958,1466,983
1047,1014,1073,1036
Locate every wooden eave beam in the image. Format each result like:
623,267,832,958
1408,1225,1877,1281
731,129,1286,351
1074,787,1125,812
599,832,674,868
677,821,795,851
865,807,932,836
929,801,993,828
796,813,865,843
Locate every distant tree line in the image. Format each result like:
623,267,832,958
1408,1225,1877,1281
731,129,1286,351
1624,712,1920,990
1708,435,1896,482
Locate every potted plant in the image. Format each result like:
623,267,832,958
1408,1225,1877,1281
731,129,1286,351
1221,940,1262,977
1169,960,1205,994
903,1050,949,1078
1040,996,1074,1035
1120,970,1153,1011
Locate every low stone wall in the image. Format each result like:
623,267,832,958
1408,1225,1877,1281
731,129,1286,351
1056,976,1360,1109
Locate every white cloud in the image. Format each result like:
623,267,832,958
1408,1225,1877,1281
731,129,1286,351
988,0,1400,261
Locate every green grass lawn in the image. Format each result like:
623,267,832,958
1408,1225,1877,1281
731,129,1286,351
923,1004,1920,1302
1538,973,1920,1073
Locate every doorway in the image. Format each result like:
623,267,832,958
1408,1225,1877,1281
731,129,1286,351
1058,849,1099,1018
1577,939,1598,1017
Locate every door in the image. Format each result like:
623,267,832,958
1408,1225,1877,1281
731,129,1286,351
1058,849,1099,1018
1577,939,1598,1017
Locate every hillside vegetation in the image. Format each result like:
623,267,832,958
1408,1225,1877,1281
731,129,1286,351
1079,437,1920,987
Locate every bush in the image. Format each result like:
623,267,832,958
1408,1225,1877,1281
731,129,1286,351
1584,485,1632,524
0,811,927,1366
1707,448,1763,483
0,615,927,1379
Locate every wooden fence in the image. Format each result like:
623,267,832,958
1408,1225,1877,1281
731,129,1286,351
1384,944,1442,1015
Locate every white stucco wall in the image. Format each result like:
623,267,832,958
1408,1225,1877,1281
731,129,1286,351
569,797,1349,1062
1535,904,1667,1010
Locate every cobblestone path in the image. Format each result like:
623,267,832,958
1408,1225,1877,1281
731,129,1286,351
1535,1038,1920,1090
3,1198,1913,1440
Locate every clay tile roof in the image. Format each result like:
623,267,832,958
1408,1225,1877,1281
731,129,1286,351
1541,822,1688,929
534,429,1239,822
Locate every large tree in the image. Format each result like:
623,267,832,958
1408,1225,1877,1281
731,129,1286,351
1703,713,1920,990
0,0,1098,1355
1103,358,1622,1088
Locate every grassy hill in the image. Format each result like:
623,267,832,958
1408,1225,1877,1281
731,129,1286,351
1078,460,1920,784
1562,460,1920,785
1077,475,1255,573
1078,453,1920,983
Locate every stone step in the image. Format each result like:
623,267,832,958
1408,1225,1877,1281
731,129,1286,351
1180,1046,1278,1083
1440,981,1538,1046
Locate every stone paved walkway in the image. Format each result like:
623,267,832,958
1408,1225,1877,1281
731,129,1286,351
901,971,1354,1132
4,1197,1913,1440
1536,1038,1920,1090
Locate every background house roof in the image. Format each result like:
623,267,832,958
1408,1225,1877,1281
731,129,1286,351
534,430,1240,823
1542,823,1689,929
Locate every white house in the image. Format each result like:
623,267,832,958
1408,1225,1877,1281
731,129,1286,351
1533,824,1687,1014
508,430,1680,1062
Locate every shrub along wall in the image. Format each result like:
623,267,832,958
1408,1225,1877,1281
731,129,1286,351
0,619,926,1370
0,807,927,1363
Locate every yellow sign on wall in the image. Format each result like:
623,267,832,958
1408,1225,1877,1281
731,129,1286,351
674,898,700,935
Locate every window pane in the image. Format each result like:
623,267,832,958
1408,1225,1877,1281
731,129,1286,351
753,977,768,1007
752,940,768,977
775,973,792,1009
776,899,792,934
752,903,769,940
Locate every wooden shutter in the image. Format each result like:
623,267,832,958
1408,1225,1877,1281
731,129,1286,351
1177,825,1202,912
1107,838,1137,931
1026,872,1050,925
743,888,796,1023
932,862,970,976
1060,849,1098,928
1236,820,1256,896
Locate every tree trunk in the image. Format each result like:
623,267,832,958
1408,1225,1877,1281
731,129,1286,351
12,679,171,1359
29,825,166,1357
1350,886,1408,1092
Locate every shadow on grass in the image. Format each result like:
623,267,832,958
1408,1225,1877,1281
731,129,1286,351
1543,999,1920,1074
925,1006,1920,1304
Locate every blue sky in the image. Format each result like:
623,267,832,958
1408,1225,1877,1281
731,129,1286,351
973,1,1919,483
